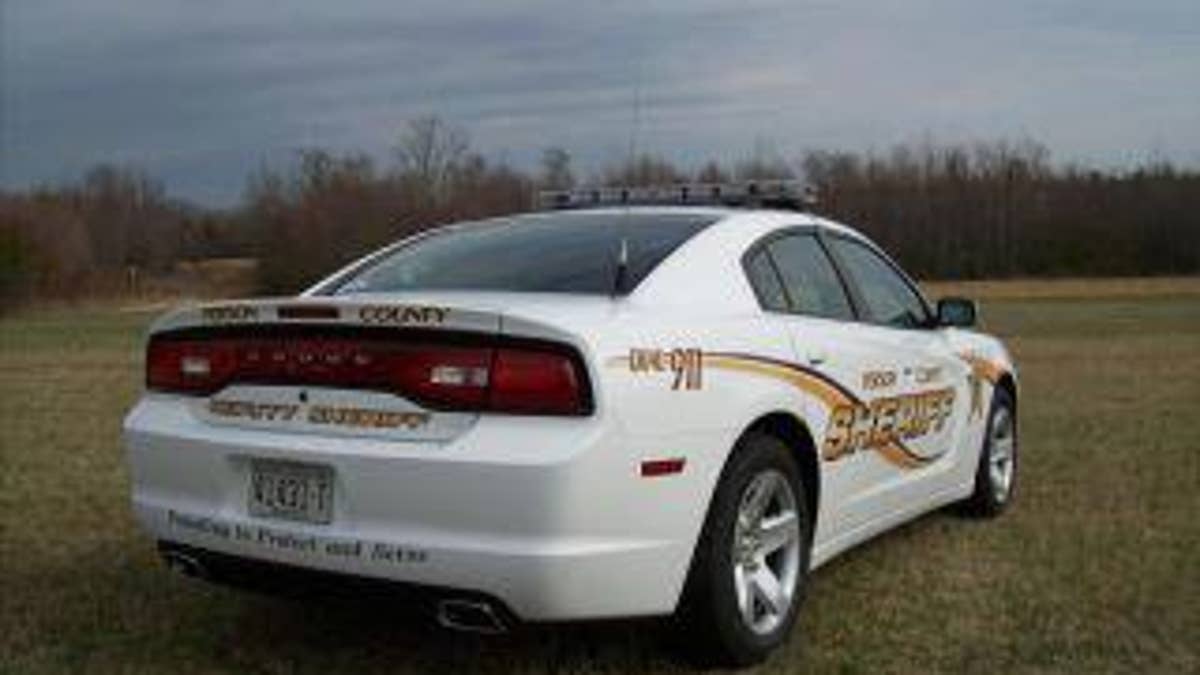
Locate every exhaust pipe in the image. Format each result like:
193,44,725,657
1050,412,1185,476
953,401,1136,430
436,599,509,634
161,550,207,579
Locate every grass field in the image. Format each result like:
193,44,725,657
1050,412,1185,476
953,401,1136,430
2,279,1198,674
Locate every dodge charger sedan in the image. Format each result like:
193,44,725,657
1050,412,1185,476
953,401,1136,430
124,182,1018,666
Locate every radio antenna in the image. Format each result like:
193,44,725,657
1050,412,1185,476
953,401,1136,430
627,64,643,173
611,236,629,297
613,57,643,298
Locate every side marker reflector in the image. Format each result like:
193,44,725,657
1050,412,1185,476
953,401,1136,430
641,458,686,478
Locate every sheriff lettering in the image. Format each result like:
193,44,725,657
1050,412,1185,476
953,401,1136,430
823,387,955,461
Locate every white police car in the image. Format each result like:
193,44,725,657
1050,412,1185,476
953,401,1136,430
124,182,1018,665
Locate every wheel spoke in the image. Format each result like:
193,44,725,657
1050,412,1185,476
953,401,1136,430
758,511,799,554
989,462,1005,488
730,467,803,635
742,475,773,522
734,563,754,625
751,567,785,616
992,437,1014,463
989,411,1015,503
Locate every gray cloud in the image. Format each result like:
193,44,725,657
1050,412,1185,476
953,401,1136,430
3,0,1198,204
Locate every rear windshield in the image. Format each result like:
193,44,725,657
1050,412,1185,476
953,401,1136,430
331,212,718,296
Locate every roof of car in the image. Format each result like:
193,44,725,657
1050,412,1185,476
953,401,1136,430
527,205,864,240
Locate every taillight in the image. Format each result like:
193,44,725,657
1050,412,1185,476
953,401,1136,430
390,346,493,410
145,335,590,416
147,339,237,394
490,348,585,415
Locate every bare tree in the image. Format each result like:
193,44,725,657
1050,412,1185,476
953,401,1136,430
695,161,731,183
735,138,794,180
6,125,1200,306
539,147,575,190
394,116,469,199
602,153,687,186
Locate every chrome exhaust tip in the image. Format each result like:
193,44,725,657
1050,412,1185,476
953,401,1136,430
435,598,509,634
161,550,207,579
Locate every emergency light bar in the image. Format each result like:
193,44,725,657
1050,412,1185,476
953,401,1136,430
537,180,817,212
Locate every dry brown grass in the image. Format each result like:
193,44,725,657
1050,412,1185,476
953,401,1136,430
2,279,1197,674
922,275,1200,301
5,258,260,316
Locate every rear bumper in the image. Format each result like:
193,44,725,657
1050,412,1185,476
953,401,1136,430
124,394,725,621
157,540,521,626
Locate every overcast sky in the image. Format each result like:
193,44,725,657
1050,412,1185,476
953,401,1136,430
3,0,1198,205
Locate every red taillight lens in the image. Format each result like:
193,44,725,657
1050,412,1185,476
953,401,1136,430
390,346,493,410
146,339,237,395
489,348,585,415
146,335,590,416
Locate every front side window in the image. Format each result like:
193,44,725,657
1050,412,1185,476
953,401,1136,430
764,233,855,320
333,212,718,296
828,237,930,329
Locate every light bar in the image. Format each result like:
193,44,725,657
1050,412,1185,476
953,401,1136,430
537,180,817,212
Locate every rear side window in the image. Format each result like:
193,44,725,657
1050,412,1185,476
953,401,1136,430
333,212,718,296
744,250,789,312
764,234,854,320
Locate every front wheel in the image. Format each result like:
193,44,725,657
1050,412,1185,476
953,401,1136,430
674,433,810,667
961,386,1018,517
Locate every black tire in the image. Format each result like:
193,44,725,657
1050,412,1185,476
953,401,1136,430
960,386,1018,518
673,432,811,668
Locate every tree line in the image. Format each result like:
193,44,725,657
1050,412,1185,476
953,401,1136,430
2,116,1197,310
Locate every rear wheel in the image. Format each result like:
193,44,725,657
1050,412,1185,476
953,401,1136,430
675,433,810,667
961,387,1017,517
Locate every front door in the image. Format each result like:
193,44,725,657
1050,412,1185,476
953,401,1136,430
819,234,969,525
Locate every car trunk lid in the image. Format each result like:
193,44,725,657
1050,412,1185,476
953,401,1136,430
145,298,593,442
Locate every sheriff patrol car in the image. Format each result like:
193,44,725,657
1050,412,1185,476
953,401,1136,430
123,181,1018,666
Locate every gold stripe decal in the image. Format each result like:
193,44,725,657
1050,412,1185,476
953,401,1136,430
703,353,946,470
612,347,950,471
704,354,851,410
957,351,1004,385
957,351,1005,420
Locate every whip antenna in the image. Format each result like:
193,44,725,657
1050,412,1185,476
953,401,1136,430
627,65,643,174
613,57,643,297
612,236,629,297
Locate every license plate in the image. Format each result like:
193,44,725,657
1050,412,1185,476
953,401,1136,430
248,460,334,524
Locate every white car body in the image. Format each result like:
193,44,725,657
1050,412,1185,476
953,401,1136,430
123,206,1016,624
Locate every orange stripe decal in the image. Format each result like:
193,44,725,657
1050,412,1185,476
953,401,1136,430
702,353,944,471
610,349,957,471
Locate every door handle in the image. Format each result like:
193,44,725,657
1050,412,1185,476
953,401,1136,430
806,351,828,367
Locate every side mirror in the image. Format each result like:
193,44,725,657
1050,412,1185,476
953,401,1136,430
936,297,977,328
